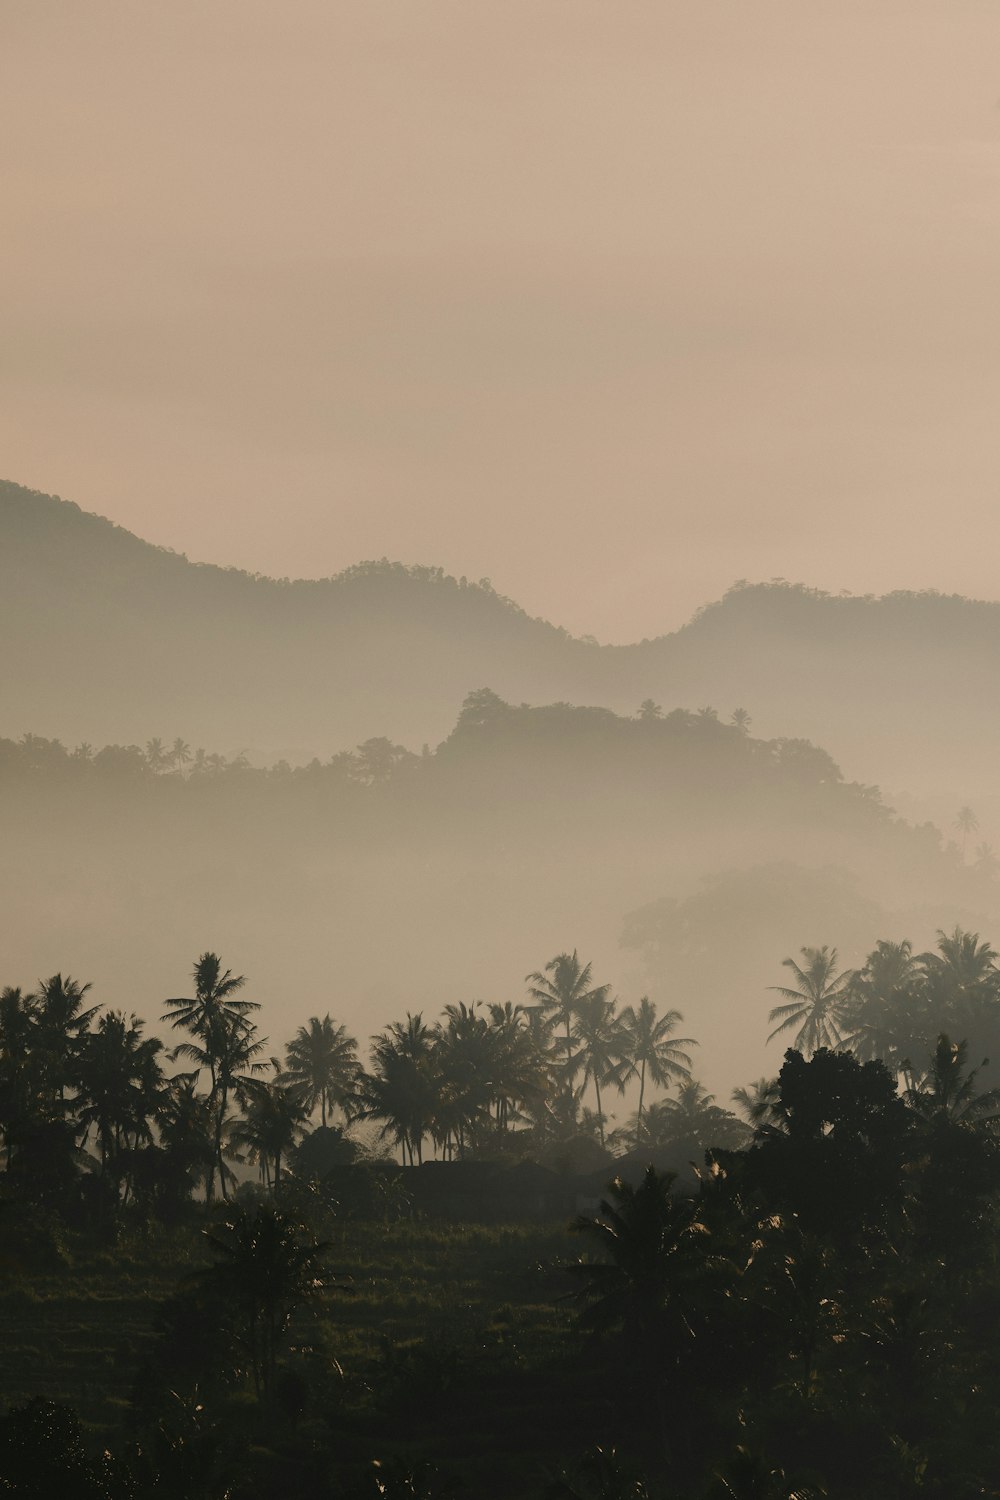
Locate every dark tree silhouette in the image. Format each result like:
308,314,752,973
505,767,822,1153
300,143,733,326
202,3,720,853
284,1015,359,1127
196,1205,329,1396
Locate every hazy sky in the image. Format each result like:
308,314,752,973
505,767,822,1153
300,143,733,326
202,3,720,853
4,1,1000,641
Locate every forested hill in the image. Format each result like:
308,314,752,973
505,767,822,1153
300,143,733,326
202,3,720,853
5,478,1000,792
3,691,993,1100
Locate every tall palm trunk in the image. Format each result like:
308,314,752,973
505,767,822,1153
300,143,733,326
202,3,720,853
636,1058,647,1145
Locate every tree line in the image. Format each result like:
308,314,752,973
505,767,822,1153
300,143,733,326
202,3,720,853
8,924,1000,1230
1,949,736,1220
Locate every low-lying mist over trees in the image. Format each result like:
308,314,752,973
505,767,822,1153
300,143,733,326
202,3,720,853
3,682,995,1096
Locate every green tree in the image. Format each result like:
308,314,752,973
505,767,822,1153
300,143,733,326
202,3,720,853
569,994,628,1147
196,1205,329,1397
569,1166,729,1388
618,997,695,1145
0,987,42,1170
905,1034,1000,1125
74,1011,164,1185
838,939,926,1082
230,1077,308,1190
767,948,854,1054
284,1015,359,1127
527,953,610,1116
162,954,264,1199
355,1014,437,1164
34,974,98,1103
954,805,979,861
486,1001,553,1134
637,1081,749,1155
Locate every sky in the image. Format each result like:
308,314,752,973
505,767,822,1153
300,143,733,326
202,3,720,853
4,0,1000,643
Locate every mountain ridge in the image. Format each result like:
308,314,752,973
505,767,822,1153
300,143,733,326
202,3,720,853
5,478,1000,794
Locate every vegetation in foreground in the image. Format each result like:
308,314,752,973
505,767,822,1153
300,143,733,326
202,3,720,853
5,927,1000,1494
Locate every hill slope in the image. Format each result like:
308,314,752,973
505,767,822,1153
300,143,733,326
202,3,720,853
4,479,1000,792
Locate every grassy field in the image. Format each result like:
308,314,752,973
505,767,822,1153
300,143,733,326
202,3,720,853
0,1207,625,1495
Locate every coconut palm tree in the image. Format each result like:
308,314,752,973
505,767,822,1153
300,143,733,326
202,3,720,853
731,1077,781,1128
905,1034,1000,1126
526,951,610,1077
162,956,257,1080
569,1166,726,1365
169,738,192,773
34,974,99,1103
618,997,695,1145
767,948,854,1054
155,1072,216,1203
568,994,630,1147
637,1082,749,1154
162,955,264,1199
283,1016,359,1127
145,738,168,773
230,1077,309,1190
354,1014,437,1164
838,939,927,1081
486,1001,553,1133
0,987,42,1170
433,1002,494,1156
954,805,979,862
919,926,998,1005
74,1011,164,1182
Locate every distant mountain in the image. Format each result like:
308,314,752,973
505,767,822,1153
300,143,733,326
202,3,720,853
4,478,1000,793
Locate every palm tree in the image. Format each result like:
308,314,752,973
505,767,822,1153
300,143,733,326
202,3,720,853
730,708,752,735
526,951,610,1073
354,1014,437,1164
486,1001,553,1133
618,997,695,1145
905,1034,1000,1125
283,1016,359,1127
169,738,192,773
0,987,42,1169
230,1078,308,1190
433,1002,494,1157
638,1082,749,1153
34,974,99,1102
838,939,927,1080
954,805,979,861
767,947,854,1054
74,1011,164,1182
569,994,629,1147
919,926,998,1003
145,738,168,773
162,954,264,1199
731,1077,781,1128
569,1166,726,1364
162,955,258,1090
155,1073,216,1203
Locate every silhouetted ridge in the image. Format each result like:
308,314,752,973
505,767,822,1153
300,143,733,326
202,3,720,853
6,477,1000,790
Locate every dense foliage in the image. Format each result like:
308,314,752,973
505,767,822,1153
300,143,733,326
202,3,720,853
5,929,1000,1493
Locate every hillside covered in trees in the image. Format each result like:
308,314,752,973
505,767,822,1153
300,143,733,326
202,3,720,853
6,479,1000,794
1,692,995,1095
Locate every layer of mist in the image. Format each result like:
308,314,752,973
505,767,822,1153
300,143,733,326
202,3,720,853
5,481,1000,801
3,685,995,1100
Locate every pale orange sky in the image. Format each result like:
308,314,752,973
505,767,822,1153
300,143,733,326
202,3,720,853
4,0,1000,641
